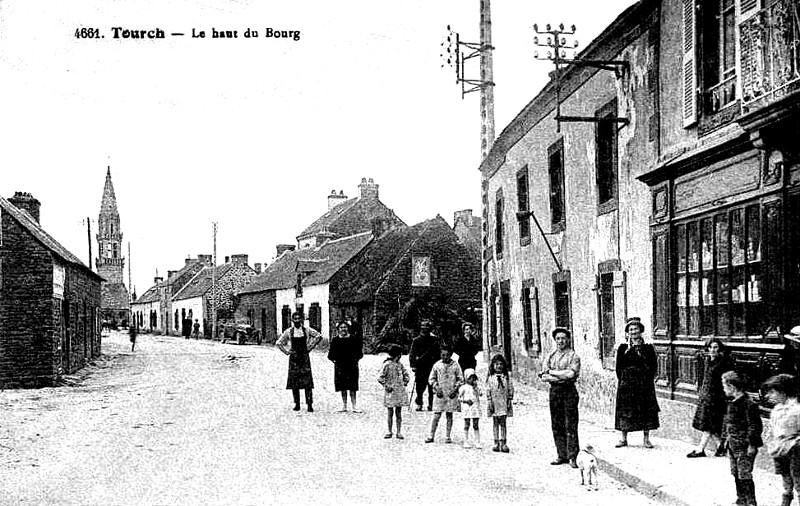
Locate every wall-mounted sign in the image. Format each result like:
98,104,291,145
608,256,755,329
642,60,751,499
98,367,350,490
411,254,431,287
53,264,65,299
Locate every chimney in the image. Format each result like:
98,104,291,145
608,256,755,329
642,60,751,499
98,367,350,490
327,189,348,210
276,244,296,256
231,254,248,265
168,270,177,279
454,209,474,227
9,192,41,223
185,257,194,266
254,263,262,274
197,254,212,266
154,276,163,284
224,256,230,264
358,177,379,200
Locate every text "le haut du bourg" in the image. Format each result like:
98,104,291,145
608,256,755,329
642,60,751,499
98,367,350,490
111,27,300,41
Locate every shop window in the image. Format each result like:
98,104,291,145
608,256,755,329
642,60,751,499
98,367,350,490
495,189,504,258
548,140,566,232
596,99,619,214
517,168,531,245
673,203,767,337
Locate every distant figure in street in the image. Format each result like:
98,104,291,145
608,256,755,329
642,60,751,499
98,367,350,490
687,338,734,458
129,324,137,352
377,344,410,439
486,354,513,453
327,321,363,412
614,317,659,449
540,327,581,468
409,319,440,411
762,373,800,506
192,319,200,339
722,370,762,506
458,368,482,449
454,321,481,374
425,346,462,444
276,312,323,412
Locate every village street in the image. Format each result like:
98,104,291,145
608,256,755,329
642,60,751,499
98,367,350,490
0,331,658,506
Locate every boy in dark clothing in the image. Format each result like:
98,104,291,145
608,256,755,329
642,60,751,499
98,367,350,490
722,370,763,506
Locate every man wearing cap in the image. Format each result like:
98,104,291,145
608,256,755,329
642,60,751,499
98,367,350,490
277,312,323,412
780,325,800,377
539,327,581,468
409,319,440,411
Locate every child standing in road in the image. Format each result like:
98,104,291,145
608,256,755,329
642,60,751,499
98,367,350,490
378,344,410,439
425,346,463,444
762,374,800,506
458,368,482,449
722,370,763,506
487,354,513,453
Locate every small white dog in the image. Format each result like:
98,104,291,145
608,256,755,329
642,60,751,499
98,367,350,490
575,445,598,489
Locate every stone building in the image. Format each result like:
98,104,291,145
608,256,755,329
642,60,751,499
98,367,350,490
236,232,373,344
130,255,210,335
171,254,257,338
296,178,404,249
0,192,103,387
480,0,800,437
96,168,130,328
330,216,482,352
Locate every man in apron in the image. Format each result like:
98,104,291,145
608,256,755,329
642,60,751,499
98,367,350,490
277,312,323,412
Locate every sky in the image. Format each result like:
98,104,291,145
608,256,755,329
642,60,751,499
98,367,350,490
0,0,636,298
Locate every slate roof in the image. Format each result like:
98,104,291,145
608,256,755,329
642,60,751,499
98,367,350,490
238,231,373,295
0,194,102,280
296,197,404,242
131,260,205,304
332,216,452,304
173,263,237,301
133,284,162,304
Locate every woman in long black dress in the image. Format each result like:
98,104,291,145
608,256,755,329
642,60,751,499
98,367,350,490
328,321,364,412
614,317,660,448
687,338,733,457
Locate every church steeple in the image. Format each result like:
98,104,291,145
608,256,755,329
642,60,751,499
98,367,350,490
96,167,124,284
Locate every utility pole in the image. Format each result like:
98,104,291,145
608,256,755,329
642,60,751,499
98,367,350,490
86,217,93,270
212,222,218,341
128,241,133,297
441,4,496,159
441,0,497,361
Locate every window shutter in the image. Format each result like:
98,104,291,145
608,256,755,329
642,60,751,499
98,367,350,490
738,0,761,21
682,0,698,127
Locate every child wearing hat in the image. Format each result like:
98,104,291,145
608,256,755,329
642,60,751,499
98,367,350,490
458,368,482,449
377,344,410,439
